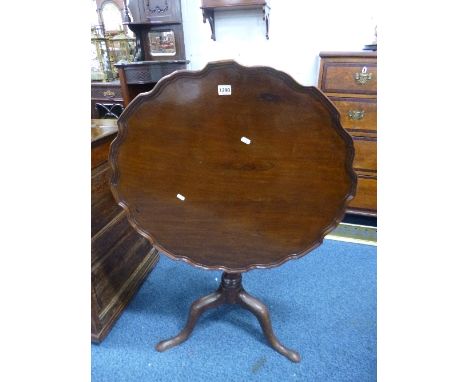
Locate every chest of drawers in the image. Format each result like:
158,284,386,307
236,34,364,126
318,51,377,216
91,120,159,342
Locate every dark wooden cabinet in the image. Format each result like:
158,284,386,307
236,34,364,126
91,81,124,118
116,60,188,106
118,0,189,106
318,51,377,216
91,119,159,342
128,0,182,23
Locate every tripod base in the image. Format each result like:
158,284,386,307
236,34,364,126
156,272,300,363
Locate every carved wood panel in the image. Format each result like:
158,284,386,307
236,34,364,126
129,0,182,23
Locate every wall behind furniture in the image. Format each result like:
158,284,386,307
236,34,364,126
181,0,376,86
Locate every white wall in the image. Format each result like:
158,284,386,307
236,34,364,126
181,0,376,86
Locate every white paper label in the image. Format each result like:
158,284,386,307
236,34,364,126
218,85,231,95
176,194,186,201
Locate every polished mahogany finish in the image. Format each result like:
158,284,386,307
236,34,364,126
109,60,356,360
110,60,356,272
318,51,377,216
156,272,300,362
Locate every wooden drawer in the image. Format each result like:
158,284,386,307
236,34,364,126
321,62,377,95
122,61,188,84
330,97,376,135
91,84,123,101
318,52,377,216
92,231,153,317
91,164,122,236
349,176,377,213
91,211,129,266
353,137,376,173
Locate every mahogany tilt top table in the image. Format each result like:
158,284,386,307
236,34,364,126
110,60,356,362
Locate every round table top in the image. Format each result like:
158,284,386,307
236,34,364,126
110,60,356,272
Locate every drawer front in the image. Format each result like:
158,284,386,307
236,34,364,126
91,85,123,100
330,97,376,134
91,164,122,236
124,62,187,84
91,138,112,169
349,176,377,213
92,232,153,316
353,137,376,173
321,61,377,95
92,211,129,265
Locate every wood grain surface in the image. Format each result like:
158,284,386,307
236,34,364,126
91,119,159,342
110,60,356,272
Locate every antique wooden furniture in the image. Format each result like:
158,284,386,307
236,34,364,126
109,60,356,362
318,51,377,216
91,81,124,118
117,0,189,106
201,0,270,40
91,119,159,342
127,0,182,24
116,60,188,106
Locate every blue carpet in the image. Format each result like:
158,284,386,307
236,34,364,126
92,239,376,382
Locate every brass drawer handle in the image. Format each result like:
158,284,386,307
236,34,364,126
354,66,373,85
348,110,365,120
103,90,116,97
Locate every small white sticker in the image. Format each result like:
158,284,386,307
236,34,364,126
241,136,251,145
218,85,231,95
177,194,186,201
